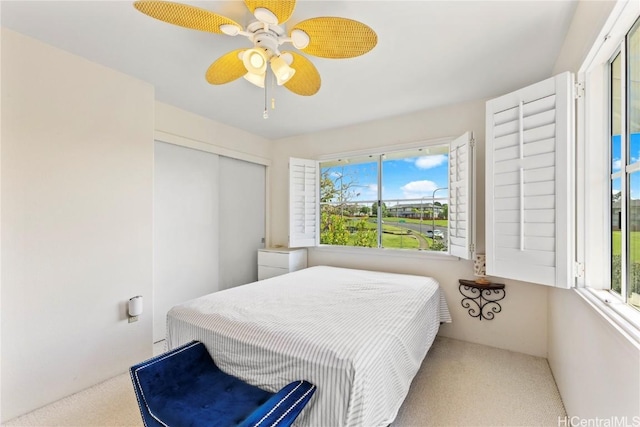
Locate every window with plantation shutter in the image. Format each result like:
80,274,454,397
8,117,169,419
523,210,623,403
485,72,574,288
289,132,474,257
289,157,318,247
449,132,474,259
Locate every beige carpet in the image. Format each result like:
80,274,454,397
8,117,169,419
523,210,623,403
392,337,566,426
4,337,566,427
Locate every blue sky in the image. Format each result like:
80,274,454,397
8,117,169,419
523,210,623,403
612,133,640,200
320,132,640,205
321,154,449,205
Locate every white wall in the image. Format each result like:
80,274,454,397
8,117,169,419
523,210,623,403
1,29,154,421
271,100,550,357
547,0,640,420
0,29,272,422
549,288,640,419
154,101,271,164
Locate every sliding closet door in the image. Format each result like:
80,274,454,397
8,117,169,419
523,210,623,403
218,156,266,289
153,141,219,342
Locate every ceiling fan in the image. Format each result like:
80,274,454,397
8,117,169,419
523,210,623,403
133,0,378,99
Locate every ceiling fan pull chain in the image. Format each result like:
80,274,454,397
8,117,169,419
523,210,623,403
263,66,269,119
271,71,276,110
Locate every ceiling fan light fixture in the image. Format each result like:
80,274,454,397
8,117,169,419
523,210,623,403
243,71,266,88
291,29,310,49
280,52,294,65
242,48,268,74
219,24,240,36
270,55,296,85
254,7,279,25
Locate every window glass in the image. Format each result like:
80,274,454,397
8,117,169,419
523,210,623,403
612,53,622,174
609,17,640,310
630,18,640,139
612,177,622,294
628,172,640,307
628,19,640,308
381,147,449,251
319,145,450,252
612,52,623,295
320,157,378,248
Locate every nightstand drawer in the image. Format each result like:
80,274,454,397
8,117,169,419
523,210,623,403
258,250,291,269
258,266,288,280
257,248,307,280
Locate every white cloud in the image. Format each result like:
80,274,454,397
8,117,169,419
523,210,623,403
351,183,378,201
613,158,622,171
400,180,447,199
415,155,447,170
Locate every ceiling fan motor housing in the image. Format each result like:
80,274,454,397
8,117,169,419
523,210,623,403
247,21,284,57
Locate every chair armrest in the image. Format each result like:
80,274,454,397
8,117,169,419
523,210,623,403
238,380,316,427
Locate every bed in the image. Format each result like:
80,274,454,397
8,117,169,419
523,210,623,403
166,265,451,427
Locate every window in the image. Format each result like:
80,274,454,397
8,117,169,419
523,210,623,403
577,0,640,331
319,146,449,252
609,16,640,311
289,133,474,258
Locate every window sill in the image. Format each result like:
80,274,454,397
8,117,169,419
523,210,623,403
576,288,640,347
310,244,462,261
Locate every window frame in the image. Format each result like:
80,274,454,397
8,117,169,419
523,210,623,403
290,134,474,259
609,15,640,308
577,0,640,338
318,146,451,253
609,47,624,299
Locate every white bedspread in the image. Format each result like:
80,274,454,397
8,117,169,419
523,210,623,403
167,266,451,427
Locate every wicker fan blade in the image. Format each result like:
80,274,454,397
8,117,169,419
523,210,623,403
134,1,241,34
291,17,377,59
244,0,296,25
205,49,247,85
282,51,320,96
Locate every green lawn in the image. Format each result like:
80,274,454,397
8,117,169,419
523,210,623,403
342,216,448,228
384,217,448,227
382,233,419,249
330,216,444,250
345,219,411,234
611,231,640,299
342,218,421,249
611,230,640,260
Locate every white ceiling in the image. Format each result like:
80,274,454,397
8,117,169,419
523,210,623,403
1,1,578,140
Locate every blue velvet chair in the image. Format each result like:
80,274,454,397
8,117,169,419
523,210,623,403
130,341,316,427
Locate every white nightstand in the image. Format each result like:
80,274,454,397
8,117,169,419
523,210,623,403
258,248,307,280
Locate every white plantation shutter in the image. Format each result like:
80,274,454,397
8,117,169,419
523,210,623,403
289,157,318,247
486,72,574,288
449,132,474,259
